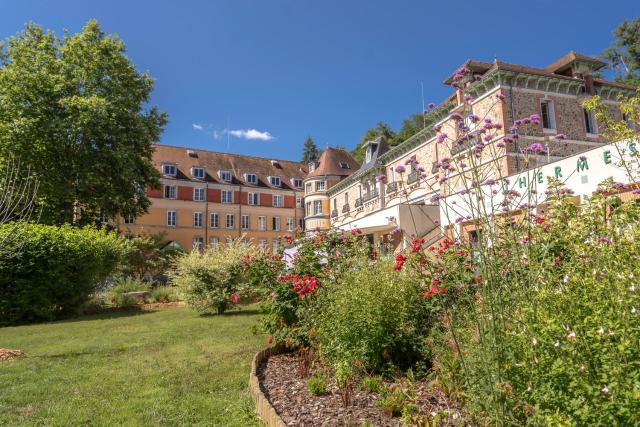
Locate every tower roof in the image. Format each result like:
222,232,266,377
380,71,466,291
306,147,359,178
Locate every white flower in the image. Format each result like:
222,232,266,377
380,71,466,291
554,341,560,347
598,327,605,335
527,386,532,392
601,385,609,395
567,332,576,341
531,338,538,346
630,285,636,293
563,275,569,284
609,329,615,336
632,306,637,314
630,273,635,280
579,364,585,372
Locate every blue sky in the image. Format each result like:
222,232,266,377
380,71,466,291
1,1,638,161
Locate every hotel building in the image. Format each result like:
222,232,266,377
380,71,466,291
118,144,307,251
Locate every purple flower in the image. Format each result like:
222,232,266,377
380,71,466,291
468,114,480,123
436,133,448,144
579,155,587,161
451,112,463,121
496,93,505,101
390,226,404,235
428,102,436,109
394,165,406,174
524,143,546,154
464,95,475,103
455,216,465,223
430,193,442,203
386,216,396,222
496,141,506,148
433,124,442,132
555,133,567,140
598,236,612,244
503,135,515,143
482,178,497,186
484,134,493,142
473,73,482,81
375,174,386,182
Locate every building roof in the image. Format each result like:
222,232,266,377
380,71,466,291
544,50,606,74
152,144,307,190
355,136,389,174
305,147,360,179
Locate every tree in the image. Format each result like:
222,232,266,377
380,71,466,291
352,122,396,163
301,136,320,163
603,18,640,86
0,20,167,225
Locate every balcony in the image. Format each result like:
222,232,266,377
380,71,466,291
362,189,379,203
330,209,338,219
342,204,350,213
450,133,481,156
407,171,419,185
354,197,363,208
386,181,398,193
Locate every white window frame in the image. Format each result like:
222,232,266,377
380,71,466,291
258,239,268,251
209,236,219,250
220,170,232,182
167,210,176,227
192,167,205,180
293,178,303,188
241,214,250,230
226,213,235,229
299,218,305,230
314,200,322,215
163,164,177,176
306,202,312,216
123,214,135,225
258,215,266,231
269,176,281,187
305,182,312,194
315,181,326,192
272,216,280,231
164,185,176,199
225,236,234,245
245,173,258,185
272,239,281,252
193,236,204,252
286,217,294,232
273,194,283,208
541,99,556,131
222,190,233,204
248,192,259,206
193,187,205,201
193,211,203,228
210,212,219,228
296,196,303,208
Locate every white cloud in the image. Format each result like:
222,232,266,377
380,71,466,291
228,129,275,141
192,123,203,131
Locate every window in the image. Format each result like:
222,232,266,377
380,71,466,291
314,200,322,215
366,144,376,163
273,195,283,207
209,237,219,250
306,202,312,216
258,239,268,251
193,212,203,227
163,164,177,176
584,109,598,134
315,181,326,192
222,190,233,203
124,214,135,225
270,176,281,187
225,236,233,245
293,178,303,188
540,100,556,130
193,236,204,252
272,238,281,252
296,197,303,208
210,212,219,228
333,198,337,210
192,167,205,179
226,214,235,229
286,217,294,232
241,214,250,230
298,218,305,230
248,192,259,205
272,216,280,231
164,185,176,199
305,182,312,194
258,216,267,231
308,162,316,172
344,193,349,204
245,173,258,185
339,162,350,169
167,210,176,226
623,112,638,131
220,170,232,182
193,187,205,201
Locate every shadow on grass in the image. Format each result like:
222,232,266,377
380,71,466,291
200,309,262,317
48,308,157,325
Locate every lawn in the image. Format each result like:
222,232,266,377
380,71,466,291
0,307,265,426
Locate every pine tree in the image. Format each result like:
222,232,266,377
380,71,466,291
301,136,320,163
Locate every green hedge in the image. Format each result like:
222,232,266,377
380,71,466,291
0,222,126,325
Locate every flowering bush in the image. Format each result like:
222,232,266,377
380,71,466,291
169,239,253,314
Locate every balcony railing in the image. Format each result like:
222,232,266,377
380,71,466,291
451,133,481,156
407,171,419,185
386,181,398,193
342,204,350,213
354,197,363,208
330,209,338,219
362,189,379,203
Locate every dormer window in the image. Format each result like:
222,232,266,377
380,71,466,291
192,167,205,180
339,162,350,169
308,162,316,172
366,144,377,163
163,164,177,176
219,170,232,182
293,178,303,188
269,176,281,187
245,173,258,185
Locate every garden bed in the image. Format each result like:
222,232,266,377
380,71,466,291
256,352,462,426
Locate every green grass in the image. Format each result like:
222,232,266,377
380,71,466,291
0,307,265,426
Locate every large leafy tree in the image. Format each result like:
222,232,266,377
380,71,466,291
603,18,640,86
301,136,320,163
0,20,166,225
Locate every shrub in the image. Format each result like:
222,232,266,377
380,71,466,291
106,277,151,306
148,286,178,303
307,371,327,396
169,240,253,314
0,222,126,325
360,376,385,394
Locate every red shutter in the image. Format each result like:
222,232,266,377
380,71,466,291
207,188,221,203
177,186,192,201
147,187,162,198
260,193,272,207
284,195,295,208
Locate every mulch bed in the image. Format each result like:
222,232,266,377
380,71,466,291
257,352,464,426
0,348,25,362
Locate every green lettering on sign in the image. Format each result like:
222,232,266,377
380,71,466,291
537,171,543,184
603,150,612,164
518,176,527,188
577,159,589,172
554,166,562,178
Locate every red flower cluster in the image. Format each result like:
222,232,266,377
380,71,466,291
350,228,363,236
282,274,321,299
429,238,454,255
534,216,545,225
410,238,425,253
422,279,446,299
229,293,240,304
283,234,294,245
393,254,407,270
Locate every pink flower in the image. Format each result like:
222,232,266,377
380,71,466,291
266,336,273,344
229,293,240,304
394,165,406,173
